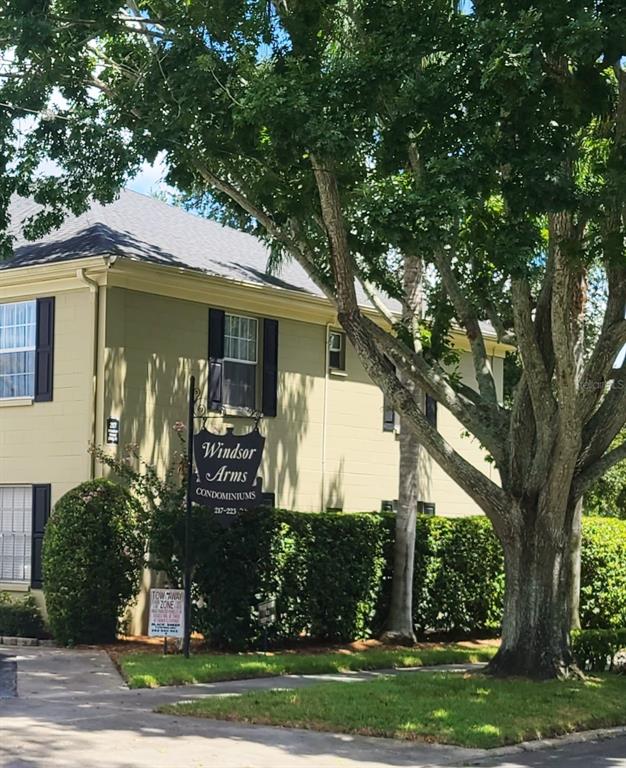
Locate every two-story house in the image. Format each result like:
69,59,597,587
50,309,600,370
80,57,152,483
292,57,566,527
0,190,506,629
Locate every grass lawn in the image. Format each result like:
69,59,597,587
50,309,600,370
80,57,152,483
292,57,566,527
159,671,626,749
120,644,497,688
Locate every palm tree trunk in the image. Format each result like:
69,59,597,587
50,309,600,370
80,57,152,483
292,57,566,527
381,412,419,644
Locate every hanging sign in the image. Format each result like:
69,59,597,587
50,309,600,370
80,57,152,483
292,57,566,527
193,426,265,522
148,588,185,638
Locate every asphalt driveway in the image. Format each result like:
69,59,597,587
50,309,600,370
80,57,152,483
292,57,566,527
0,653,16,699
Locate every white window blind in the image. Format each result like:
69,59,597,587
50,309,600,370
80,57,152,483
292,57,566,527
0,300,36,399
0,486,32,583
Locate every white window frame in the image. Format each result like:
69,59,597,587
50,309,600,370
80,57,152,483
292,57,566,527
0,485,32,584
223,313,259,409
328,330,346,371
329,331,343,354
224,313,258,366
0,300,37,400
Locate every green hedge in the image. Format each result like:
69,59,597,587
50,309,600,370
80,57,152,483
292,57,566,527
43,479,145,645
0,592,47,639
150,509,625,650
571,628,626,672
579,517,626,629
152,509,504,649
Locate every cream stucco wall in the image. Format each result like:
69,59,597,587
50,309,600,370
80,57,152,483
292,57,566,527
0,285,94,604
0,257,507,628
102,285,501,516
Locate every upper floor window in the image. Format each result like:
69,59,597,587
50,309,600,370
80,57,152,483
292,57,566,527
328,330,346,371
0,485,32,583
223,313,258,409
0,300,37,399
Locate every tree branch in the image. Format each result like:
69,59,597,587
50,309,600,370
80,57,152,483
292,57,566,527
192,159,335,302
580,362,626,470
510,276,556,424
485,299,516,346
575,439,626,495
359,278,397,326
432,248,499,404
549,212,586,423
364,316,508,462
401,250,424,354
309,154,509,518
578,265,626,419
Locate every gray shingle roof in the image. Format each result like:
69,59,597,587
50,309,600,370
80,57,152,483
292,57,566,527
3,191,499,338
3,189,377,305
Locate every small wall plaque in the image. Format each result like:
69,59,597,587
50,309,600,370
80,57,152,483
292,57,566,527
106,417,120,445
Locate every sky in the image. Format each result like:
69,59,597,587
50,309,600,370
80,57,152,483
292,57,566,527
126,152,175,198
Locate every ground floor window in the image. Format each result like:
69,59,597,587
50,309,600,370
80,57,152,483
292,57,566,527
0,486,32,583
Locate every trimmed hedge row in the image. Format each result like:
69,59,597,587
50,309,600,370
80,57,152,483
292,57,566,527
0,592,47,639
151,509,626,650
572,628,626,672
151,509,502,649
579,517,626,630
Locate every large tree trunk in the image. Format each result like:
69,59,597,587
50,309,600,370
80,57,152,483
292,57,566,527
381,412,419,645
488,501,580,678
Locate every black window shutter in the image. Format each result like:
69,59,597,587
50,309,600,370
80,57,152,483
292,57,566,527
34,297,55,402
208,308,225,409
262,318,279,417
382,356,396,431
31,484,51,588
426,394,438,427
383,397,396,431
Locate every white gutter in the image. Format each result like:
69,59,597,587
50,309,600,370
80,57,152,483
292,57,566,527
320,322,332,512
76,268,100,479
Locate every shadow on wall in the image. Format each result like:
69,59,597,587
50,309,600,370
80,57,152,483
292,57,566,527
101,292,317,629
263,371,313,511
104,344,207,472
324,456,345,512
103,293,314,495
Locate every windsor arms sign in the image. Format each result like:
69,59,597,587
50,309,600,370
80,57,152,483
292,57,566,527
193,426,265,520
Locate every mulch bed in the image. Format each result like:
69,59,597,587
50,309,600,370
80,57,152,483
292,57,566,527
98,634,499,670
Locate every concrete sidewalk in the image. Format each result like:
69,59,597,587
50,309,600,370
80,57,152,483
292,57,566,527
0,647,485,768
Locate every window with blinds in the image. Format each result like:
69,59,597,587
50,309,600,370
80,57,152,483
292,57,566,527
0,300,37,399
0,486,32,583
223,313,258,409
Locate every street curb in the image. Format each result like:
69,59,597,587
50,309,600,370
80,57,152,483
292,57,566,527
0,637,54,647
463,725,626,764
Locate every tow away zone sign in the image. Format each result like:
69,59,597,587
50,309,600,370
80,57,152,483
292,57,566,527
148,588,185,638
